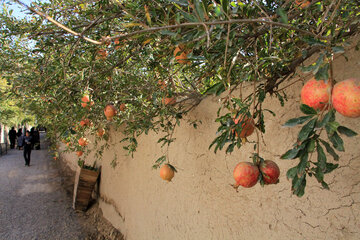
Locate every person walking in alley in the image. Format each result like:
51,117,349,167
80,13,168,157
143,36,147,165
23,130,32,166
8,127,17,149
17,128,24,150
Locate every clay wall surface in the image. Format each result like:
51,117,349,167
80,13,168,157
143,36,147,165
60,38,360,240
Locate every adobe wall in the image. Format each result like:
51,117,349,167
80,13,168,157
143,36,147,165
60,38,360,240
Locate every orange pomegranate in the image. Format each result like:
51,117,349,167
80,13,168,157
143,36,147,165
81,102,88,108
78,137,89,147
174,45,190,64
301,78,331,110
97,128,105,137
81,94,90,103
76,151,83,157
119,103,126,112
104,104,117,120
233,114,255,138
233,162,259,188
160,164,175,182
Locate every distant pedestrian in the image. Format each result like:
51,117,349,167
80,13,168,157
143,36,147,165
17,129,24,150
23,131,32,166
33,128,40,150
8,127,17,149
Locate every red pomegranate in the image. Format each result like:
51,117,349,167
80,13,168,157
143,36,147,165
332,78,360,118
78,137,89,147
259,160,280,184
76,151,83,157
97,128,105,137
233,162,259,188
80,119,90,127
300,78,331,110
81,94,90,103
233,114,255,138
160,164,175,182
104,104,117,120
81,102,88,108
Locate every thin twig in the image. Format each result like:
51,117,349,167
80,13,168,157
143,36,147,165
12,0,102,44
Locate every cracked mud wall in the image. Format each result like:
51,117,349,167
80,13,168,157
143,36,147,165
60,39,360,240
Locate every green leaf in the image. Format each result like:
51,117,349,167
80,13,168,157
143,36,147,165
318,110,335,127
307,138,316,153
180,11,197,22
286,166,298,179
329,132,345,152
315,63,329,81
332,46,345,53
316,144,326,171
283,115,313,127
319,139,339,161
292,175,306,197
298,118,317,141
325,121,340,136
276,8,288,24
314,167,324,182
281,147,300,159
194,0,205,21
321,181,329,190
297,151,308,175
337,126,358,137
324,163,338,174
300,104,317,115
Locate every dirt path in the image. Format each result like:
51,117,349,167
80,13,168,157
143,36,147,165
0,133,88,240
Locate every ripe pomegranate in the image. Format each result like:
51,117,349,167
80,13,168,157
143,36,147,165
160,164,175,182
233,162,259,188
162,97,176,105
295,0,310,8
76,151,83,157
300,78,331,110
104,104,117,120
332,78,360,118
259,160,280,184
80,119,90,127
81,94,90,103
174,45,190,64
119,103,126,111
78,137,89,147
81,102,88,108
233,114,255,138
97,128,105,137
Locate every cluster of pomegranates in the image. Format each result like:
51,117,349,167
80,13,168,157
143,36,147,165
301,78,360,118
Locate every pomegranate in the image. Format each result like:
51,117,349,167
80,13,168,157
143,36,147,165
332,78,360,118
97,128,105,137
78,137,89,147
119,103,126,112
259,160,280,184
104,104,117,120
300,78,331,110
81,94,90,103
160,164,175,182
233,162,259,188
80,119,90,127
233,114,255,138
81,102,87,108
76,151,83,157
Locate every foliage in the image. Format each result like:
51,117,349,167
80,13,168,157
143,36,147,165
0,0,359,196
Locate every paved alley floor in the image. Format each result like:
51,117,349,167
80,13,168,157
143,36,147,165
0,133,87,240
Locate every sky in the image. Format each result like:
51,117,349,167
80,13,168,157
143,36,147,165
1,0,35,19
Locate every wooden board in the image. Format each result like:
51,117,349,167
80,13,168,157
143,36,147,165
73,167,99,211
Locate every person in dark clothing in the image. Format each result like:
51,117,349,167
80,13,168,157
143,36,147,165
30,127,35,150
33,128,40,150
8,127,17,149
23,131,32,166
17,129,24,150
